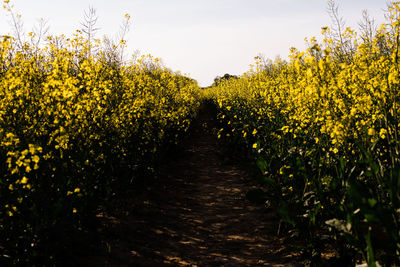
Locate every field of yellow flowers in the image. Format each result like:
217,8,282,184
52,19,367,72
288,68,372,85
0,17,201,264
3,0,400,265
207,2,400,265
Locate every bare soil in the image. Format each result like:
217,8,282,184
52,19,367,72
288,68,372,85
76,105,300,266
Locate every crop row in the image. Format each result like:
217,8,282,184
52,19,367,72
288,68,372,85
0,33,201,264
207,3,400,265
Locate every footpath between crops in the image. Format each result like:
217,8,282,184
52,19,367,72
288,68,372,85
75,105,300,266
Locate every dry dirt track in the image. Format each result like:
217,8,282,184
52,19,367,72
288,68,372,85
77,105,299,267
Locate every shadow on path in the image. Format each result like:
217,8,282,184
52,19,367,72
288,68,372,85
81,105,299,266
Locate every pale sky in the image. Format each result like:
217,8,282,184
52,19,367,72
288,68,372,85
0,0,388,86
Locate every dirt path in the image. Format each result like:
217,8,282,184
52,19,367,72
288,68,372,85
80,105,299,266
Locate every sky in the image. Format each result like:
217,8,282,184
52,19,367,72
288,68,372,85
0,0,389,86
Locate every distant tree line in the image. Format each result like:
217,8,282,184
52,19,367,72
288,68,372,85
212,73,239,87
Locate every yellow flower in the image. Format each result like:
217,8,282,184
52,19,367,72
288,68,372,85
32,155,40,164
281,126,289,134
368,128,376,136
252,143,258,149
379,128,387,139
20,176,28,184
25,165,32,173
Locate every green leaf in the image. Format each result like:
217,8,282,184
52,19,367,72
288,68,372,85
365,229,376,267
262,176,277,188
278,202,296,227
368,198,377,208
364,213,380,224
256,157,268,174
